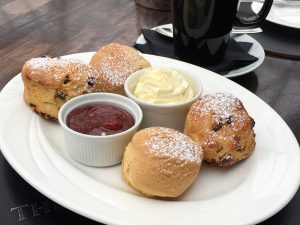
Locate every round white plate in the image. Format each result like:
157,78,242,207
1,53,300,225
252,2,300,29
136,24,265,78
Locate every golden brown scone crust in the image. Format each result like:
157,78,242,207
184,93,256,167
122,127,203,198
89,43,151,95
22,57,101,120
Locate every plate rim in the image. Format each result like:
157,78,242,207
0,52,300,225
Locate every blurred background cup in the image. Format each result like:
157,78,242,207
172,0,273,66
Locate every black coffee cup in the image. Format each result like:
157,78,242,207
172,0,273,66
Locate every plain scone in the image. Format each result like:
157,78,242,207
184,93,256,167
122,127,203,198
22,57,101,120
89,43,151,95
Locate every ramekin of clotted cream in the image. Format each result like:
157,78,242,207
133,68,194,104
125,67,203,132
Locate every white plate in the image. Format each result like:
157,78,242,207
1,53,300,225
252,2,300,29
136,24,265,78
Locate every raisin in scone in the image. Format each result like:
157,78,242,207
184,93,256,167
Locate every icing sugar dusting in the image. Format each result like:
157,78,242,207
99,49,145,86
191,93,251,133
192,93,242,118
26,57,98,84
28,57,82,72
144,127,203,164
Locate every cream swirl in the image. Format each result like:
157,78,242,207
133,68,194,104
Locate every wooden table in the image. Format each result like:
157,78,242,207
0,0,299,224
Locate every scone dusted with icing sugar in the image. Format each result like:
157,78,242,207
89,43,151,95
22,57,101,120
122,127,203,198
184,93,256,167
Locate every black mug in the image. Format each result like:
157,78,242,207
172,0,273,66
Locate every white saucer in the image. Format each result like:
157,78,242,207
136,24,265,78
252,2,300,29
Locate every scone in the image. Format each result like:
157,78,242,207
122,127,203,198
89,43,151,95
184,93,256,167
22,57,101,120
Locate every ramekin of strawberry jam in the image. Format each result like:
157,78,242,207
66,104,134,136
58,93,143,167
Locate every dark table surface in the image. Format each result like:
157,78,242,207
0,0,299,225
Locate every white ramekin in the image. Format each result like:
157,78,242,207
58,93,143,167
124,67,203,132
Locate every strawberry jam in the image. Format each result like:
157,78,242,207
66,104,134,136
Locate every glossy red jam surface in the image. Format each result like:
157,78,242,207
66,103,135,136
